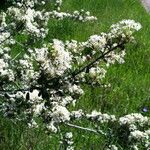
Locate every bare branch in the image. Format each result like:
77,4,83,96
11,51,22,61
65,122,106,135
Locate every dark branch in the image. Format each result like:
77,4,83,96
0,40,126,94
71,41,126,78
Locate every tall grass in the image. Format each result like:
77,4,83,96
0,0,150,149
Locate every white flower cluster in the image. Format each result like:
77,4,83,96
0,18,143,133
130,130,149,141
129,130,150,149
31,39,72,77
119,113,150,149
48,10,97,22
110,19,142,38
0,47,14,81
83,112,149,149
51,105,70,123
86,110,116,123
64,132,74,150
0,32,10,44
2,0,97,39
70,109,84,119
89,67,106,79
0,0,148,149
60,132,74,150
88,34,107,51
119,113,149,127
7,6,49,38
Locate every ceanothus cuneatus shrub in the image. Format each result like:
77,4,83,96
0,0,149,149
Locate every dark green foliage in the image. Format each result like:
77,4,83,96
0,0,20,10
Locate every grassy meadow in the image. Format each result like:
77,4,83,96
0,0,150,149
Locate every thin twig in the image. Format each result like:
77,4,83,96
65,123,106,135
11,51,22,61
11,39,29,61
15,40,26,48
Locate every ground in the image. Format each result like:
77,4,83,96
141,0,150,11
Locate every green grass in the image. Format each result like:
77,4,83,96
0,0,150,149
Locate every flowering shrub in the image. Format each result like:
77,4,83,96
0,0,149,149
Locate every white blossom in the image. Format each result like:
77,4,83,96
129,130,149,141
119,113,149,126
51,105,70,122
86,110,116,123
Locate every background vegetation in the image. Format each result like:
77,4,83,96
0,0,150,149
